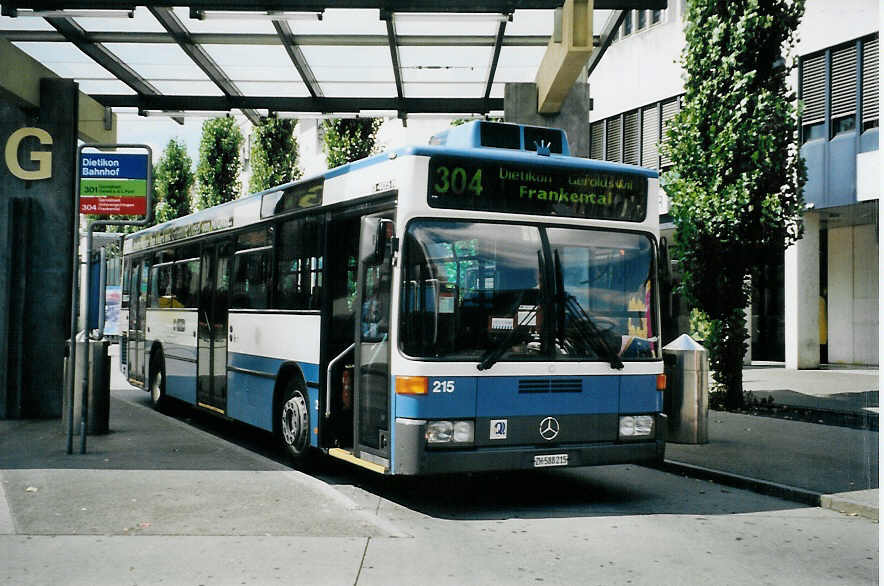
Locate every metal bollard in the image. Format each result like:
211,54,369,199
663,334,709,444
63,335,111,436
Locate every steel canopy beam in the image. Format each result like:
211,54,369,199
92,94,504,114
483,15,509,104
380,11,405,121
3,1,667,14
274,19,323,99
0,30,553,46
148,6,261,125
44,16,184,124
586,9,627,77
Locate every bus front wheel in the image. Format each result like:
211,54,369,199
149,352,166,410
279,382,312,463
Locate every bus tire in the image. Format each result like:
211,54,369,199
149,351,166,410
279,380,312,464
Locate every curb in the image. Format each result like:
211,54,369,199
658,459,822,507
820,491,879,522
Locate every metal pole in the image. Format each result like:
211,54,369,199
66,151,82,455
72,144,153,455
79,226,94,453
97,246,107,338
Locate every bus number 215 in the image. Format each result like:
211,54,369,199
432,380,455,393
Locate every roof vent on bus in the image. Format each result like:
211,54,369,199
429,120,570,156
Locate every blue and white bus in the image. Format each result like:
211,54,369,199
120,121,666,475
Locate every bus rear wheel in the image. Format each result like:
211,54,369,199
149,353,166,410
279,382,312,463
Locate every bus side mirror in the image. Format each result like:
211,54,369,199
373,219,395,264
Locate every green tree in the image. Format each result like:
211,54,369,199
664,0,806,409
154,138,194,223
248,117,302,192
196,116,243,209
322,118,382,167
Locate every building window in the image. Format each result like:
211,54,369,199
800,52,825,143
830,43,857,137
637,10,647,30
590,121,604,160
651,9,663,24
605,116,622,163
622,12,632,37
862,36,879,131
802,122,826,143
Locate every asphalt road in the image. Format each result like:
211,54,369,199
1,382,878,586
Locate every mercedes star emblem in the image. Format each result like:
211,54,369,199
539,417,560,441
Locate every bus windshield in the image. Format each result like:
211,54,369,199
399,220,658,362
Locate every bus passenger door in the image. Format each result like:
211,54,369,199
353,214,394,459
129,259,149,385
197,242,231,413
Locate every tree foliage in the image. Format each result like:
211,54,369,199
322,118,382,168
664,0,806,408
248,117,303,192
196,116,243,209
154,138,194,224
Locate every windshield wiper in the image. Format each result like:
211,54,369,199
477,303,538,371
554,250,624,370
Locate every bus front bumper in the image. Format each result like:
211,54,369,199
393,414,666,475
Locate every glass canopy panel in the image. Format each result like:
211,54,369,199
236,81,311,98
0,14,55,30
399,46,492,84
302,45,394,83
288,9,386,35
103,43,213,82
12,41,115,80
507,9,554,36
73,7,165,33
201,45,304,84
495,46,547,82
149,80,224,96
403,82,485,99
172,7,277,34
392,13,502,37
318,82,397,97
76,79,136,94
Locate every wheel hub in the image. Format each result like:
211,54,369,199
281,393,308,450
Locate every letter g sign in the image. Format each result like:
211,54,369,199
5,127,53,180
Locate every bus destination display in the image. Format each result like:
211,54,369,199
428,156,647,222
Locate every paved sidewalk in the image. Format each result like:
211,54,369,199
664,364,879,519
742,364,879,415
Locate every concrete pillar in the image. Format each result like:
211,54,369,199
504,82,590,157
0,78,77,418
784,211,820,369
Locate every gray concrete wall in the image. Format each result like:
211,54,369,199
504,82,590,158
0,78,77,418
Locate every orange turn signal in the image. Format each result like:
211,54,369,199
395,376,428,395
656,374,667,390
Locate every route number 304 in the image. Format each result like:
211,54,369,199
432,380,455,393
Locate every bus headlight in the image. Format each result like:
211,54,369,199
619,415,654,439
426,420,474,445
427,421,453,443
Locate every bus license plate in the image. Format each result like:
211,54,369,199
534,454,568,468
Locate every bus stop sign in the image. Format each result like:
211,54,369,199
79,152,148,215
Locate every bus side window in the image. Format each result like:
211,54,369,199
275,215,323,310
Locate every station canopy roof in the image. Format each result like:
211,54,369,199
0,1,662,124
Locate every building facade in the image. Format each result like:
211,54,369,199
587,0,879,367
